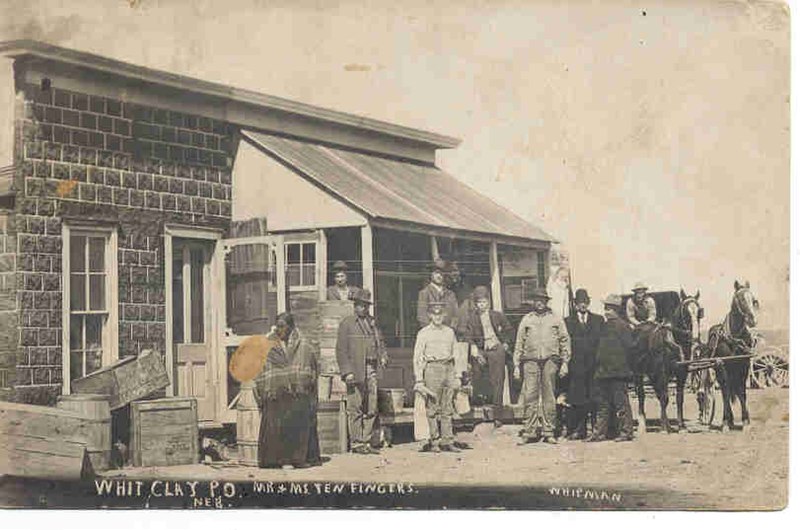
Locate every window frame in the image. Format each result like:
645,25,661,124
284,240,318,292
61,223,119,394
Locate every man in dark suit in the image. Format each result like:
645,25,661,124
563,288,604,439
465,286,513,428
416,258,459,329
326,260,360,301
335,289,388,454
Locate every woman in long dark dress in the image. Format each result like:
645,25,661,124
255,312,321,469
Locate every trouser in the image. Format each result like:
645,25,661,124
521,358,558,438
345,361,378,448
483,344,506,420
567,404,589,437
593,379,633,439
424,361,456,447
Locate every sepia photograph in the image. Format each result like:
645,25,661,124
0,0,790,512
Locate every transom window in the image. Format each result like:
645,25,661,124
63,225,118,390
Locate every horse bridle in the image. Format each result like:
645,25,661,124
672,297,702,345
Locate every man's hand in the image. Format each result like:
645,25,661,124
513,366,521,380
559,363,569,379
474,352,487,366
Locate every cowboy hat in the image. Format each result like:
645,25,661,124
603,294,623,308
529,287,550,300
331,260,348,272
353,288,373,305
632,282,649,292
427,258,449,272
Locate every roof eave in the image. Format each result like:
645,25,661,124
0,39,462,151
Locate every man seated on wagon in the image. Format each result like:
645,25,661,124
626,282,658,364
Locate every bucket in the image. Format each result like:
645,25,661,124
378,388,406,415
57,394,112,471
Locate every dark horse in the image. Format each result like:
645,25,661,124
707,281,759,432
632,290,702,433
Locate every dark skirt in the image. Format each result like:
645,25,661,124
258,393,321,468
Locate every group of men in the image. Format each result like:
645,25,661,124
332,257,659,454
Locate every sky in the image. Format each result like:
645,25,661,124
0,0,790,330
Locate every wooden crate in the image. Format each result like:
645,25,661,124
317,399,347,455
130,397,199,467
72,350,169,410
0,401,95,479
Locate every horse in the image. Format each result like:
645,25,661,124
707,281,759,432
631,319,684,434
664,289,704,431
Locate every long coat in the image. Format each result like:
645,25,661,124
593,315,634,381
464,309,514,350
335,314,388,384
564,312,604,405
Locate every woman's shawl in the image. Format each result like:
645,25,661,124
254,329,318,401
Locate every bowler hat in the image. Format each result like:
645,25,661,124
427,258,448,272
603,294,623,308
352,288,373,305
472,285,491,301
632,282,649,292
529,287,550,300
574,288,590,304
331,260,348,272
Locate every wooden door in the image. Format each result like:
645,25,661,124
172,239,215,422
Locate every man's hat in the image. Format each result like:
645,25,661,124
529,287,550,300
472,285,491,301
603,294,623,308
427,258,448,272
331,260,348,272
574,288,590,304
427,301,446,314
353,288,373,305
632,282,649,292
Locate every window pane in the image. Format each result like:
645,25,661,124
85,350,103,375
172,253,184,344
70,236,86,272
190,248,205,343
70,351,85,381
70,274,86,311
287,264,301,286
70,315,83,351
89,237,105,272
302,243,315,265
85,315,103,351
89,274,106,311
287,243,300,264
302,264,315,286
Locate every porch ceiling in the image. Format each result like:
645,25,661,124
242,131,555,244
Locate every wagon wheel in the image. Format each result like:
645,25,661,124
686,343,706,394
750,347,789,388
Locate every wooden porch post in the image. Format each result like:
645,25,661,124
490,240,503,311
318,229,328,302
360,225,374,304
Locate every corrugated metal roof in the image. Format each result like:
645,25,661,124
243,131,554,243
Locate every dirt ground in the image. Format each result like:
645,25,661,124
104,387,789,510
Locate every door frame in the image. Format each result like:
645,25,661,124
164,225,227,423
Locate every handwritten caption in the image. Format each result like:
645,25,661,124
94,479,417,508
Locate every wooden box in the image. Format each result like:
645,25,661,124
317,399,347,455
130,397,199,467
72,350,169,410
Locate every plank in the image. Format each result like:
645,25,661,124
0,435,88,479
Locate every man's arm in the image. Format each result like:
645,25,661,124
335,318,353,379
646,297,657,322
557,317,572,365
412,328,428,382
513,315,529,366
626,299,641,326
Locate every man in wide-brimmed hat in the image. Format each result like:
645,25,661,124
326,260,361,301
336,288,388,454
464,286,513,428
625,282,657,327
513,288,571,444
416,258,459,329
563,288,604,439
413,301,459,453
588,294,635,442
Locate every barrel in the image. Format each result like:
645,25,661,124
317,399,347,455
57,394,112,471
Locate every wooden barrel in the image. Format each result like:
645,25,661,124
317,399,347,455
57,394,112,471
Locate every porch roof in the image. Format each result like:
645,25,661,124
243,131,555,244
